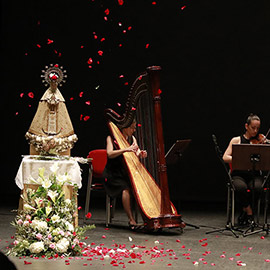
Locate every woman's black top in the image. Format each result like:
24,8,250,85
102,136,133,198
240,134,250,144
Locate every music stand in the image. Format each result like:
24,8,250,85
165,140,191,165
232,144,270,236
206,135,243,238
166,139,199,229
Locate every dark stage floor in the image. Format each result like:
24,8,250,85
0,200,269,270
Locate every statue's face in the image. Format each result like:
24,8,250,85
50,81,58,91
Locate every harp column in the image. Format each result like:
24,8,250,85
147,66,173,216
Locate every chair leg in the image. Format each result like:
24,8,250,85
84,166,93,224
106,195,111,227
257,198,261,224
231,189,235,227
206,185,241,238
110,198,116,222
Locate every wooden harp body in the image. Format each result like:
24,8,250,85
105,66,185,230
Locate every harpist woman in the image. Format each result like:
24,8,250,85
103,120,147,229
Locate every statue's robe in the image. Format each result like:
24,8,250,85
26,88,77,155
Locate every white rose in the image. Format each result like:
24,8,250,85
65,199,71,205
56,238,70,253
31,220,48,231
29,241,44,254
37,221,48,231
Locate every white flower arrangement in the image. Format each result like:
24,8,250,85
8,164,95,257
25,132,78,155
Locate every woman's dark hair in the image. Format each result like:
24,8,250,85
119,117,136,130
246,113,260,125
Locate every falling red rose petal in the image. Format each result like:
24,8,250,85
28,92,34,98
79,92,84,97
118,0,124,5
85,101,90,105
85,212,92,219
98,50,103,56
47,39,54,44
104,8,110,15
87,58,93,64
84,116,90,121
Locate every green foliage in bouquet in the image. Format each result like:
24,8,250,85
8,162,95,257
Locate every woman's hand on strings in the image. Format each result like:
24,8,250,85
126,142,139,153
138,150,147,158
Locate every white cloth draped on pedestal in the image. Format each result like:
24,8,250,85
15,156,82,190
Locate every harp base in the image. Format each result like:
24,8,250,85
145,214,186,230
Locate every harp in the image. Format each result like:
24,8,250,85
105,66,185,230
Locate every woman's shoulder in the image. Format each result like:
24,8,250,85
230,136,241,144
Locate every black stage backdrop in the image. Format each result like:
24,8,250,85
2,0,270,208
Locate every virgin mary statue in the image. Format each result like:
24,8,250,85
25,64,77,156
